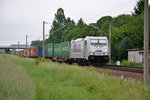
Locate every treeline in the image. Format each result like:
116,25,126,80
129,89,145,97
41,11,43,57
31,0,150,62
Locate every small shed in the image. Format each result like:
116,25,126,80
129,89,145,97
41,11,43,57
127,48,150,63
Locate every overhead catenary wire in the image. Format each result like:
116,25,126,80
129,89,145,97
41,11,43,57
85,0,136,21
50,23,70,35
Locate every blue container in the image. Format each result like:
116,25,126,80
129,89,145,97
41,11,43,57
38,47,43,57
37,46,48,57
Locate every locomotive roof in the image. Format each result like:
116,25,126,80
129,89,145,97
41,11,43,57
71,36,107,42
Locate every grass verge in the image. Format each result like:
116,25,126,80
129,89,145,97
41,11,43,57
0,54,150,100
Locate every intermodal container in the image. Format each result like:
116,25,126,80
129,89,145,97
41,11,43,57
47,43,53,57
38,46,48,57
31,48,36,56
24,49,27,56
38,47,42,57
54,43,61,56
27,48,31,56
20,50,24,56
61,41,70,57
18,51,20,56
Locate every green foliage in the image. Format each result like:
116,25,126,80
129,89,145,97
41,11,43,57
107,60,115,64
112,14,132,28
132,0,144,16
121,60,143,67
49,8,66,43
77,18,86,27
97,16,113,29
35,57,50,65
31,40,42,47
117,37,134,61
48,8,75,43
63,20,95,41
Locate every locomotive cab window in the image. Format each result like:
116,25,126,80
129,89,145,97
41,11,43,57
90,39,107,46
99,39,107,46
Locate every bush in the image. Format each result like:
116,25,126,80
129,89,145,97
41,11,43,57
107,60,115,64
35,57,50,65
121,60,143,67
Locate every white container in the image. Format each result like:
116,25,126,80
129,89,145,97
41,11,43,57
117,61,120,65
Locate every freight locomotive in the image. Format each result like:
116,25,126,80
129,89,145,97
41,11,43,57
19,36,109,65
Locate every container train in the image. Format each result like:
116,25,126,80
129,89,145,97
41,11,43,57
18,36,109,65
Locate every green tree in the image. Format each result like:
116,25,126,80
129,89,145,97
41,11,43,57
117,37,134,61
97,16,113,29
132,0,144,16
61,24,76,42
31,40,42,47
77,18,86,27
112,14,132,28
48,8,67,43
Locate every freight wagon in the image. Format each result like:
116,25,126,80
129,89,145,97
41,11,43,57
27,48,31,56
18,51,20,56
47,43,53,57
37,46,48,57
52,41,70,61
20,50,24,56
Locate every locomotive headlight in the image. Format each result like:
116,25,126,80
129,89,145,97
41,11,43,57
91,53,93,55
105,52,108,55
91,52,94,55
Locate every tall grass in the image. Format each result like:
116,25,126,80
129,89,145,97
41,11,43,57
0,54,35,100
0,54,150,100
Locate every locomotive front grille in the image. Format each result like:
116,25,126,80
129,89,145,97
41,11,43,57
89,55,109,63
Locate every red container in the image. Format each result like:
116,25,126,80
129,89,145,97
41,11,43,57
32,48,36,56
20,50,24,56
27,48,31,56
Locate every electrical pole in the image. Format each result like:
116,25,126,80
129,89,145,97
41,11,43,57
109,23,111,63
43,21,45,58
144,0,149,85
26,35,28,57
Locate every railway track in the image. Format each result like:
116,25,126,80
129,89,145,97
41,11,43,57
95,64,150,73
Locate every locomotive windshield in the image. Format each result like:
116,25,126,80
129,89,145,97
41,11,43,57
90,39,107,46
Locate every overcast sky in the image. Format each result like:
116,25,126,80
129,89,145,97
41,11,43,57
0,0,141,45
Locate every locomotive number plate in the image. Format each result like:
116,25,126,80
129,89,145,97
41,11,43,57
95,52,103,55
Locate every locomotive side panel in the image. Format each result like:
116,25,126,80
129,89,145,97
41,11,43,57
70,38,85,59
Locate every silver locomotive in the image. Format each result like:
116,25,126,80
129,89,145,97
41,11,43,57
69,36,109,65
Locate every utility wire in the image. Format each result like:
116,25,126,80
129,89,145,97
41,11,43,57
29,23,70,43
85,0,135,20
50,23,70,34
